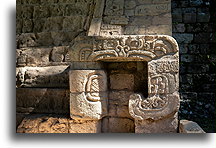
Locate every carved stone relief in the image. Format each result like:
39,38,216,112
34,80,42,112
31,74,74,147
69,35,179,126
129,55,180,120
69,35,178,62
69,70,108,120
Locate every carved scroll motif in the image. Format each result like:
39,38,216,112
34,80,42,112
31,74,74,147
70,35,178,62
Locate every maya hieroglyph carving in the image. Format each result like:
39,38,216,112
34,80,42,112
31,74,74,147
69,35,179,121
69,70,108,120
129,57,180,120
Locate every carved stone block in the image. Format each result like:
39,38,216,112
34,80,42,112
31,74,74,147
135,4,171,16
70,92,108,120
69,70,108,120
69,70,107,93
135,113,178,133
69,120,101,133
69,35,178,62
129,93,180,120
100,24,122,36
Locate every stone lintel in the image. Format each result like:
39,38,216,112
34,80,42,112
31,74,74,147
69,35,179,62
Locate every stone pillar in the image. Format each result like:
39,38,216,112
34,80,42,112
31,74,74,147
69,62,108,133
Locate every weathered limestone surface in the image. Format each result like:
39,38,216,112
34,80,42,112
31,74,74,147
135,113,178,133
108,92,134,119
69,70,108,120
16,88,69,114
17,114,101,133
69,70,107,93
16,46,69,66
17,115,69,133
100,24,122,36
69,35,178,62
128,50,180,133
179,120,205,133
102,117,135,133
16,65,69,88
70,92,108,120
69,120,101,133
135,4,171,16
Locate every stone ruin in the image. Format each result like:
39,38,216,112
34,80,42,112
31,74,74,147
69,35,180,133
16,0,205,133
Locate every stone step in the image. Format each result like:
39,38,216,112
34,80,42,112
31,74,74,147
16,65,69,88
16,114,101,133
16,46,70,67
16,88,69,114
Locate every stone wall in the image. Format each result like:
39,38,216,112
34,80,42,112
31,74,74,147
103,0,172,35
16,0,96,128
172,0,215,132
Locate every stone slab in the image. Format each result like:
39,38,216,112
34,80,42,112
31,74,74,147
16,66,69,88
69,120,101,133
179,120,205,133
17,114,69,133
16,46,69,66
16,88,69,114
100,24,122,36
69,70,107,93
70,92,108,120
135,113,178,133
88,18,102,36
